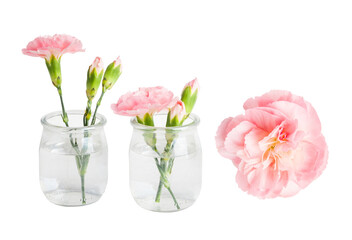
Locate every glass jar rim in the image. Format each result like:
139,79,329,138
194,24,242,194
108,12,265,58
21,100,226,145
41,110,107,132
130,113,200,130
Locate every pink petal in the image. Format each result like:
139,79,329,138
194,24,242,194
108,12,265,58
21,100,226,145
243,90,307,110
244,108,285,132
224,121,256,155
236,170,250,192
292,138,328,188
244,128,268,158
279,180,302,197
269,101,321,138
215,116,245,160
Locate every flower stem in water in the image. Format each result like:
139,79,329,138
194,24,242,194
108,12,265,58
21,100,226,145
155,178,163,202
80,174,86,205
165,186,180,210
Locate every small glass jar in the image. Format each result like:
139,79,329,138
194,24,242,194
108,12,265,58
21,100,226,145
39,111,108,206
129,113,202,212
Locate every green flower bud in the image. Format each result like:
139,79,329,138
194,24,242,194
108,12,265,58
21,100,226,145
102,57,122,92
86,57,104,100
181,78,199,114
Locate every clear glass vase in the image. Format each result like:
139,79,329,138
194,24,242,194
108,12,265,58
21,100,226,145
39,110,108,206
129,113,202,212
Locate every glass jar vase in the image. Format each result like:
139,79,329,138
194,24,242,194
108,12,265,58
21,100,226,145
39,111,108,206
129,113,202,212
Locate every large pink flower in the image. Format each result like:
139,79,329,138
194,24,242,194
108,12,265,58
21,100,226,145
111,86,174,118
22,34,84,60
216,90,328,198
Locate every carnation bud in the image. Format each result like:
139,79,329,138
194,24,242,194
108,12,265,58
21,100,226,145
181,78,199,114
166,100,187,127
102,57,122,92
45,56,62,88
86,57,104,100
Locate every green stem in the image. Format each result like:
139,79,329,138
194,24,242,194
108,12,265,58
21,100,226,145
154,156,165,203
91,90,105,125
57,87,69,127
83,99,92,126
165,186,180,210
154,161,180,209
81,95,94,204
75,155,82,171
154,158,166,203
154,140,177,205
155,179,163,202
167,157,175,174
56,86,89,205
144,121,180,209
80,174,86,205
70,135,81,156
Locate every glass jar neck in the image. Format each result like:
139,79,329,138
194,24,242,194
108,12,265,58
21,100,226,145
41,110,106,133
130,113,200,132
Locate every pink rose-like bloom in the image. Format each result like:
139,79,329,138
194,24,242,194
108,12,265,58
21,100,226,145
111,86,174,118
22,34,84,61
216,90,328,198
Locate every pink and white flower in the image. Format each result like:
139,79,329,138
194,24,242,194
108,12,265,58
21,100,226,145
111,86,174,118
113,57,122,70
22,34,84,61
167,99,187,127
89,57,104,75
86,57,104,100
181,78,199,114
102,57,123,91
182,78,199,95
216,90,328,198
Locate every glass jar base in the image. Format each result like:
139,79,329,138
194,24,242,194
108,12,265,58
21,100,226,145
134,197,196,212
43,190,102,206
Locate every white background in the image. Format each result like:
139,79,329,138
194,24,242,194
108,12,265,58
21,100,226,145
1,0,351,239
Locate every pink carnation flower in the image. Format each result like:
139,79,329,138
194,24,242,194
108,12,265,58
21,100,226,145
111,86,174,118
216,90,328,198
22,34,84,61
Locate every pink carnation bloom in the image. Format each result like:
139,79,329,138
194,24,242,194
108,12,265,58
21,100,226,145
216,90,328,198
111,86,174,118
22,34,84,61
